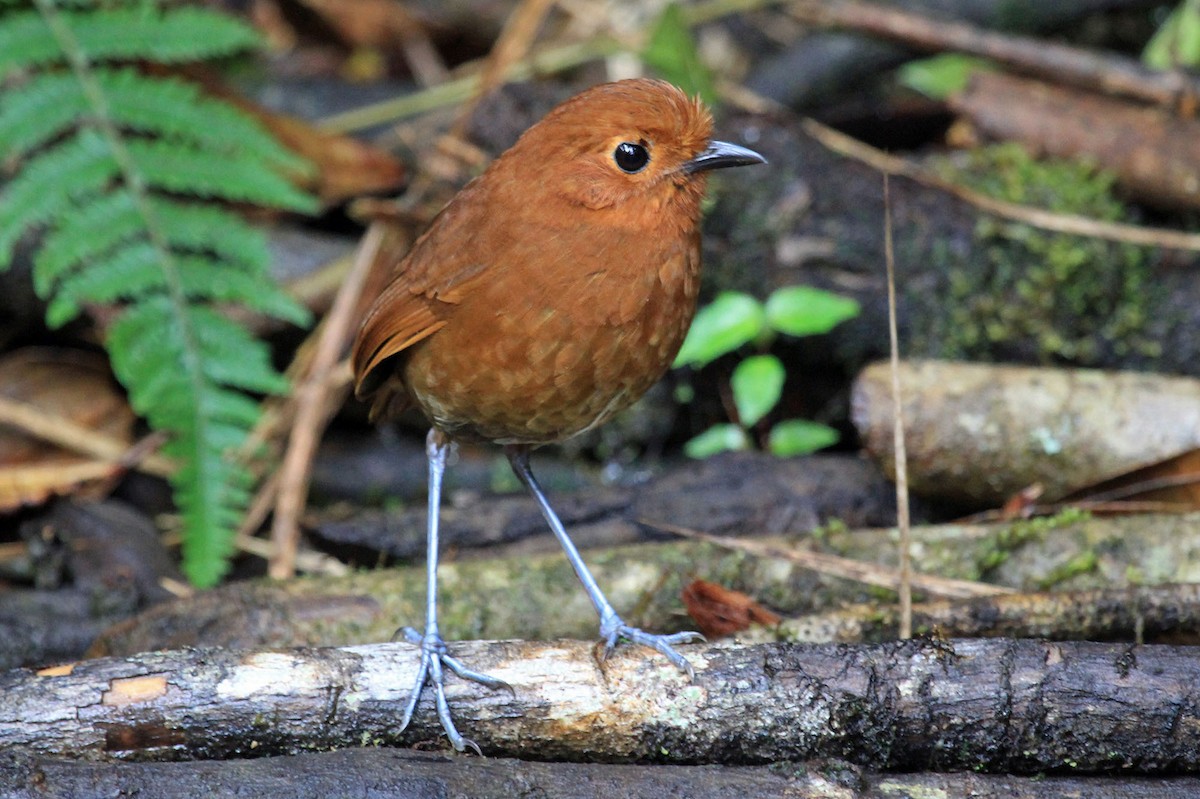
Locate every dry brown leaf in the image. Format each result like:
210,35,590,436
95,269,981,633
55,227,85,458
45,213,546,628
292,0,433,50
172,66,408,207
1067,449,1200,509
0,349,134,510
682,579,782,639
252,109,408,205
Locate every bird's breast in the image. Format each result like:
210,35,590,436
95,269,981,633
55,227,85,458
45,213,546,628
402,231,702,444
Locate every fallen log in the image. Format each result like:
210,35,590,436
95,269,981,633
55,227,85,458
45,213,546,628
4,638,1199,773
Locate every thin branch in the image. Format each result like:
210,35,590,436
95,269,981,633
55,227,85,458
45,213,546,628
883,174,912,638
644,519,1010,599
788,0,1200,110
267,223,383,579
0,396,174,478
450,0,558,141
317,36,621,134
802,117,1200,252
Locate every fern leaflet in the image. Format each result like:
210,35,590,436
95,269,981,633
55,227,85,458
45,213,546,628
0,0,317,585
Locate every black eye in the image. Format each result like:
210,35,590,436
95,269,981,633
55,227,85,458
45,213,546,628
613,141,650,173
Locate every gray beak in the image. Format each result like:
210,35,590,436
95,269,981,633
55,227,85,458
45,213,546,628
682,140,767,174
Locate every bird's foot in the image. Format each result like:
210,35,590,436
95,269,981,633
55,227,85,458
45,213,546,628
398,626,512,753
598,614,705,679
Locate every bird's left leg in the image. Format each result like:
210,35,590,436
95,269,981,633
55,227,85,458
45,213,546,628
505,445,703,676
398,429,510,753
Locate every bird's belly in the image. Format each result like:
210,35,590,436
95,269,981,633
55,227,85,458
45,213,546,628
403,254,698,445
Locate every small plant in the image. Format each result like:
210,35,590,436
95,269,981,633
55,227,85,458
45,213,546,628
1143,0,1200,70
642,2,716,106
897,52,992,100
673,286,860,458
0,0,317,586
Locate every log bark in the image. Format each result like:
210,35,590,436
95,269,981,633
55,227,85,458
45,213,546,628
852,359,1200,504
750,583,1200,645
6,748,1200,799
789,0,1200,108
310,451,901,560
950,71,1200,211
5,638,1200,773
89,511,1200,658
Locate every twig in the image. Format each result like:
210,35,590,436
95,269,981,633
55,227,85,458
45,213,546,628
644,519,1010,599
788,0,1200,111
801,117,1200,252
743,582,1200,645
449,0,559,141
883,174,912,638
267,224,384,579
0,396,174,478
317,36,621,134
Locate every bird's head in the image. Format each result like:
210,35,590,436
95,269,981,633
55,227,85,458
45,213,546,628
496,79,765,228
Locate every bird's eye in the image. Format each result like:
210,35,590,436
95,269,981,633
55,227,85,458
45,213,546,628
613,141,650,173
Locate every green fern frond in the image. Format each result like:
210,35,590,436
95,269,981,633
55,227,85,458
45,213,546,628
109,300,271,587
0,6,260,78
35,191,144,287
0,68,309,170
0,130,116,263
46,240,160,325
0,0,318,585
126,138,314,209
151,200,272,268
38,194,273,285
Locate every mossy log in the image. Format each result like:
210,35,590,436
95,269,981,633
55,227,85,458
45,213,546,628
5,638,1200,773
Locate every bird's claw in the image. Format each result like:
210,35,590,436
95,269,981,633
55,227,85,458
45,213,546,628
397,627,511,753
598,616,705,679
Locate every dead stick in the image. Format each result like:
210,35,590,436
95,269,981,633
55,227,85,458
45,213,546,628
801,117,1200,252
644,519,1009,598
0,396,174,477
267,224,383,579
789,0,1200,109
883,174,912,637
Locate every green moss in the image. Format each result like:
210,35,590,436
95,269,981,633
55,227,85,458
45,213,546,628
1038,549,1100,589
975,507,1091,577
808,517,848,543
922,143,1159,364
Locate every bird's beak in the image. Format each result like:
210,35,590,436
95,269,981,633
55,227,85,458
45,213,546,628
682,140,767,174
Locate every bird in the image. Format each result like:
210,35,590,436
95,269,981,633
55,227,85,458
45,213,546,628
352,77,766,752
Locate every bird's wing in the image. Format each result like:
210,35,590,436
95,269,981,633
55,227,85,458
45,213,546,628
351,192,492,399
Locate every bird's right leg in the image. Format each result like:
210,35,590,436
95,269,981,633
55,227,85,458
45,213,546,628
396,428,510,753
506,445,703,676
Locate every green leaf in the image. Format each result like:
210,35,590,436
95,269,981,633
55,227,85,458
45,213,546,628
1143,0,1200,69
642,3,716,106
0,6,261,78
897,53,992,100
45,240,161,325
0,68,309,171
128,138,317,212
730,354,784,427
674,292,767,368
767,419,839,457
36,191,144,290
0,130,116,267
765,285,860,338
109,300,289,586
1,0,318,587
684,423,749,459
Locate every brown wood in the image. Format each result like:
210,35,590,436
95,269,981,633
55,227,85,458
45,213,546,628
790,0,1200,109
88,511,1200,661
5,638,1200,772
750,583,1200,645
852,360,1200,504
950,71,1200,211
